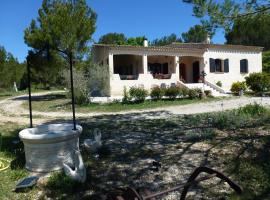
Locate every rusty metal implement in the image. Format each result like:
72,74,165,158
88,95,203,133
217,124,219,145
106,166,242,200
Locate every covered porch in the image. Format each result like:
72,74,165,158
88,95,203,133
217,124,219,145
179,56,204,83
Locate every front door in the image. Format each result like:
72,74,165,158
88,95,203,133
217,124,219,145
192,61,200,83
180,63,186,82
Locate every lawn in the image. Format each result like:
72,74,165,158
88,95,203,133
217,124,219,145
21,92,227,113
1,104,270,199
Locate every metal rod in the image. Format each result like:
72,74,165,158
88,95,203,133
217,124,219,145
143,174,216,200
27,58,33,128
69,52,76,130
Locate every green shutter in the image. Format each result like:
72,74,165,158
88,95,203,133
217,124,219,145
224,59,229,73
210,58,215,72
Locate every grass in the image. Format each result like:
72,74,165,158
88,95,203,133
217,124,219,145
1,104,270,199
21,92,227,113
0,123,39,200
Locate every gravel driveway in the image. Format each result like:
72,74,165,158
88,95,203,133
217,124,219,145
0,91,270,125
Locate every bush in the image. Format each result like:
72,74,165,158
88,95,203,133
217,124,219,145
231,81,247,94
178,87,189,98
188,88,200,99
129,87,148,103
122,86,131,104
216,81,222,87
237,103,267,116
204,90,212,97
245,72,270,94
150,86,164,100
164,87,179,100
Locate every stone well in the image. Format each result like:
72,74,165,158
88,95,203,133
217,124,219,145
19,123,82,172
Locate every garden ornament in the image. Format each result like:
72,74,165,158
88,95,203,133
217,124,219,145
83,128,102,152
63,149,86,183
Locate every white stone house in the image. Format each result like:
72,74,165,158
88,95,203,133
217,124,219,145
92,40,263,97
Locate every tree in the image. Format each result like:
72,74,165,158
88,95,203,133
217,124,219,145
263,51,270,73
126,36,147,46
0,46,25,89
182,0,270,33
24,0,97,60
97,34,146,46
98,33,127,45
226,13,270,50
151,34,182,46
245,72,270,93
182,25,211,43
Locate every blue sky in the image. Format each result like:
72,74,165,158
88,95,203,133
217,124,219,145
0,0,226,62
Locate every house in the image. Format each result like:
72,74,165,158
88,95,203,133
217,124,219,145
92,39,263,97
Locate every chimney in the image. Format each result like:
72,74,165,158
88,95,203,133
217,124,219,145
143,40,148,47
205,33,211,44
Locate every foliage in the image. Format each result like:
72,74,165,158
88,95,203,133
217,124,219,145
188,88,200,99
204,90,212,97
0,46,25,90
150,86,164,100
129,87,148,103
226,13,270,50
231,81,247,93
263,51,270,73
62,69,89,104
216,81,222,87
122,86,131,104
182,24,211,43
46,172,79,193
97,33,146,46
179,87,189,97
245,72,270,93
151,34,182,46
98,33,127,45
126,36,147,46
164,87,179,100
182,0,269,33
237,103,266,116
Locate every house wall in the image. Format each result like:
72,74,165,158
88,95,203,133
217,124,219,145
204,49,262,91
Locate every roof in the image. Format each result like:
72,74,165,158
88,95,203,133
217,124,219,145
93,42,264,52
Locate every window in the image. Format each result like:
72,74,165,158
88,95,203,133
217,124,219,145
240,59,248,73
209,58,229,73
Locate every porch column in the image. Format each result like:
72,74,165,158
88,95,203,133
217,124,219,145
109,53,114,76
175,56,180,80
142,54,148,74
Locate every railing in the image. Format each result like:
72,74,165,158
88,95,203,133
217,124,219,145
204,80,226,94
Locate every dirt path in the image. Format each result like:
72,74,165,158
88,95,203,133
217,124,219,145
1,91,270,125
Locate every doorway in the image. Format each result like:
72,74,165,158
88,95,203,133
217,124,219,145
192,61,200,83
180,63,186,82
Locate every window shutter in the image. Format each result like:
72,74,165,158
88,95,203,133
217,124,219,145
210,58,215,72
246,60,249,73
224,59,229,73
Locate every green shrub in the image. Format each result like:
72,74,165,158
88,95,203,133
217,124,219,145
129,87,148,103
231,81,247,94
216,81,222,87
122,86,131,104
67,90,88,105
178,87,189,98
237,103,267,116
204,90,212,97
150,86,164,100
188,88,199,99
245,72,270,94
164,87,179,100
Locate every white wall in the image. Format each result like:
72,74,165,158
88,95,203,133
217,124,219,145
204,49,262,91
